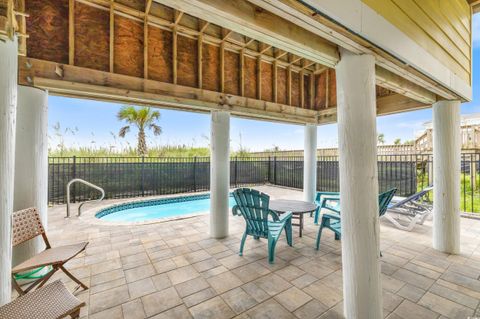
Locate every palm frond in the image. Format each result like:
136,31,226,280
118,126,130,138
150,124,162,136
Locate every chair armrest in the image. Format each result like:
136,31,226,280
232,205,241,216
268,209,280,221
270,212,292,227
320,197,341,214
315,192,339,202
278,211,292,223
323,212,340,220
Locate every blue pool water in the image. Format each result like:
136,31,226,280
97,195,236,222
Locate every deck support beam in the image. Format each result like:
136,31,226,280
303,124,317,202
13,86,49,268
210,111,230,238
433,100,461,254
0,36,18,306
336,49,382,319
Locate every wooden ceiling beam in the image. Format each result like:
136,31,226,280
74,0,317,72
154,0,339,67
21,57,320,124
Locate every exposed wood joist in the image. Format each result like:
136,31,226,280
199,20,209,33
72,0,316,73
69,0,75,65
468,0,480,13
249,0,457,101
155,0,339,67
20,57,321,124
109,0,114,72
198,33,203,88
144,0,153,78
173,26,177,84
240,49,245,96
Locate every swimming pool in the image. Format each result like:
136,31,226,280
96,194,236,222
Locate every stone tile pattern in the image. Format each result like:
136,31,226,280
40,186,480,319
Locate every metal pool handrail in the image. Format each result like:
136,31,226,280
66,178,105,218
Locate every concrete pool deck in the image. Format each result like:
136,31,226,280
39,185,480,318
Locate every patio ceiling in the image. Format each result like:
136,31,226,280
5,0,439,125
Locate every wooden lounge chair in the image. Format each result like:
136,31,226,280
315,188,397,250
11,207,88,295
384,186,433,231
232,188,293,264
0,280,85,319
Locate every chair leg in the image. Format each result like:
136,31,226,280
334,233,340,240
239,232,248,256
253,236,260,240
284,221,293,247
315,224,324,250
314,207,320,225
267,236,277,264
60,265,88,290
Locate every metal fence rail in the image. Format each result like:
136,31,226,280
48,154,480,213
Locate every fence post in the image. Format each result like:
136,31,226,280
193,156,197,192
267,156,271,183
274,156,277,185
72,155,76,203
141,156,145,197
234,156,238,187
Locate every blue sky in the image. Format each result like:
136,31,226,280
48,14,479,152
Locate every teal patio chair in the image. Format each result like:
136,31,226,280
313,191,341,224
315,188,397,250
232,188,293,264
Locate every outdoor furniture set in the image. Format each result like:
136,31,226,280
232,186,433,263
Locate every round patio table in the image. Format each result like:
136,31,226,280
269,199,317,237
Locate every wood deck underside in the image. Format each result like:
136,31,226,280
8,0,452,124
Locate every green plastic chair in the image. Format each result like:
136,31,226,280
313,191,340,224
232,188,293,264
315,188,397,250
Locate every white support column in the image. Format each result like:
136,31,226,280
210,111,230,238
13,86,49,267
0,36,18,306
303,124,317,202
433,100,461,254
336,49,382,319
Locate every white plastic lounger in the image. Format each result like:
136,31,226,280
383,186,433,231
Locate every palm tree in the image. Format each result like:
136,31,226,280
117,106,162,156
377,133,385,145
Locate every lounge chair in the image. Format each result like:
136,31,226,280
0,280,85,319
232,188,293,264
384,186,433,231
315,188,397,250
11,207,89,295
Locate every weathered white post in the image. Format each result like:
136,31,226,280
13,86,49,267
210,111,230,238
336,49,382,319
433,100,461,253
0,36,18,306
303,124,317,202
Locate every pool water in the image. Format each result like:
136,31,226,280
97,195,236,222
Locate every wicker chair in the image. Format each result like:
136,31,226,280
11,207,88,295
0,280,85,319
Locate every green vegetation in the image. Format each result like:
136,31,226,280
417,170,480,213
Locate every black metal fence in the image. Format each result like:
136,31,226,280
48,154,480,213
